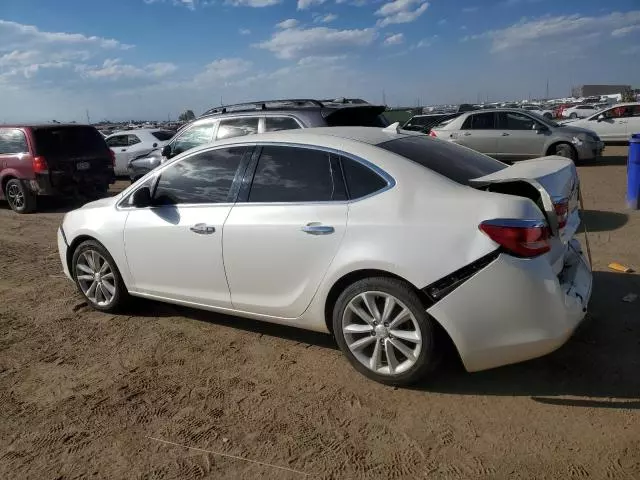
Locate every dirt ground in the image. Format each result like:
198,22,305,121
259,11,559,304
1,146,639,480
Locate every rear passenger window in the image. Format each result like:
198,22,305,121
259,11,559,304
248,146,334,203
264,117,301,132
0,129,28,154
341,157,387,199
461,113,495,130
153,147,246,205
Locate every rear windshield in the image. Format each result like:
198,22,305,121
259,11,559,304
151,130,175,141
378,135,507,186
34,126,107,156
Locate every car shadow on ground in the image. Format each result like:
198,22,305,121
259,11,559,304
580,209,629,232
583,155,627,167
127,299,339,351
417,270,640,408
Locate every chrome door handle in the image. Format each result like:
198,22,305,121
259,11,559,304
121,148,127,152
501,132,510,136
463,132,472,136
190,223,216,234
301,224,335,235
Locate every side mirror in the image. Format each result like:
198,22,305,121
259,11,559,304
535,123,548,132
131,186,151,208
161,144,172,158
596,114,605,122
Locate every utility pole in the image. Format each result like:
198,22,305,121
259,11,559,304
382,89,386,105
546,78,549,100
86,109,91,124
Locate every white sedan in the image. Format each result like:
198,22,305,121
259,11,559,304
561,104,600,119
561,102,640,143
105,128,175,175
57,127,592,385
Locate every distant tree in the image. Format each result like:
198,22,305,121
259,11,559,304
179,109,196,122
621,88,635,103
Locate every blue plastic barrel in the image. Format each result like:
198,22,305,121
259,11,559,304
628,133,640,210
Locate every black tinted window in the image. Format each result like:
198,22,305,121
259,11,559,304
461,112,495,130
342,157,387,199
378,135,507,186
216,117,259,140
128,135,141,145
152,130,175,141
153,147,245,205
34,126,106,155
265,117,301,132
106,135,128,148
249,146,334,202
0,129,28,154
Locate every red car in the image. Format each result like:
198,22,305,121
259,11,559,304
0,124,115,213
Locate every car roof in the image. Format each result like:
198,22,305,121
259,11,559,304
106,128,168,137
0,123,94,129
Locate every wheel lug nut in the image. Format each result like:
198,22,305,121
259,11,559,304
383,322,389,327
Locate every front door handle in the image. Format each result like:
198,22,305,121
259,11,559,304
190,223,216,234
463,132,472,136
121,148,127,152
501,132,510,136
301,224,334,235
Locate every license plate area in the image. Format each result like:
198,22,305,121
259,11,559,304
76,161,91,171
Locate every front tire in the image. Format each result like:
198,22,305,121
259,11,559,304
554,143,577,162
569,112,578,119
332,277,437,386
72,240,128,312
4,179,36,213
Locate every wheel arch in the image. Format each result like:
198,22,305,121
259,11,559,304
545,141,577,158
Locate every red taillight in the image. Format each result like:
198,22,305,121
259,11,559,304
32,155,48,173
553,198,569,229
429,130,438,137
479,220,551,257
108,149,116,168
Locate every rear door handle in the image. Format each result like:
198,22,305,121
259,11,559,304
121,148,127,152
462,132,471,136
501,132,510,136
190,223,216,234
301,224,334,235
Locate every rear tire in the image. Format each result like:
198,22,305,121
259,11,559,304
4,179,36,214
332,277,438,386
569,112,578,119
71,240,129,313
554,143,577,162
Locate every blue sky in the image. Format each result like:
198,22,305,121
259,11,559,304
1,0,639,121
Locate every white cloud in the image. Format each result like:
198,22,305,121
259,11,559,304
297,0,326,9
437,18,447,25
466,10,640,52
414,36,436,48
193,58,252,85
239,28,251,35
383,33,404,46
256,26,377,59
313,13,338,23
143,0,217,7
375,0,429,27
297,54,347,66
77,59,177,80
276,19,299,29
612,24,640,37
225,0,281,6
462,6,478,13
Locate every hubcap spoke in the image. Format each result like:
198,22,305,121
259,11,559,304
101,272,114,281
389,338,416,362
385,339,399,374
77,274,94,281
389,329,420,343
75,249,116,306
361,293,381,322
381,295,396,323
348,303,374,326
370,340,382,371
389,308,411,329
344,323,373,333
77,264,93,275
349,336,376,351
86,280,98,300
101,279,115,296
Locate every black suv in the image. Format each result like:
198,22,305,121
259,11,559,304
127,98,388,182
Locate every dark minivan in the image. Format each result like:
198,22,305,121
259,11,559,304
0,124,115,213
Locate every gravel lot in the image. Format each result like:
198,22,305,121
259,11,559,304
1,146,639,479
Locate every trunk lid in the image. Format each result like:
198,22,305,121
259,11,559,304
470,156,580,273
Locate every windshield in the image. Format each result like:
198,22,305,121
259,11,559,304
152,130,175,141
378,135,507,186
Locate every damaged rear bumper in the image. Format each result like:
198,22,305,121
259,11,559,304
427,239,592,372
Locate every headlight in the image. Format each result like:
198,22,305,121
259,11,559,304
571,136,583,146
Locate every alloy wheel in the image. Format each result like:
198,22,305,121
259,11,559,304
75,250,116,306
7,183,25,209
342,291,422,376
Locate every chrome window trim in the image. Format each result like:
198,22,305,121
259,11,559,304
215,115,261,141
116,140,395,210
262,115,305,131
